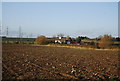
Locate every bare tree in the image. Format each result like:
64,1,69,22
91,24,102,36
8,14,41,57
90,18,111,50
57,33,64,37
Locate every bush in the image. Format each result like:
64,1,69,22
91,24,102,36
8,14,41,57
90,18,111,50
99,35,113,49
46,39,55,44
35,35,47,45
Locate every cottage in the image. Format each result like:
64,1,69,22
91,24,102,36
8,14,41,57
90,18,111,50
55,39,62,44
54,37,72,44
55,37,64,44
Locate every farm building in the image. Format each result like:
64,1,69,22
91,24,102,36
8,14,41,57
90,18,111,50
55,37,72,44
81,38,98,46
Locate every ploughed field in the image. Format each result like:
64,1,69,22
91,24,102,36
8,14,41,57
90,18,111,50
2,44,120,80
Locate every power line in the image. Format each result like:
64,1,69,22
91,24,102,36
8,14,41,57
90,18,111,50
19,26,21,38
0,25,1,36
6,26,8,37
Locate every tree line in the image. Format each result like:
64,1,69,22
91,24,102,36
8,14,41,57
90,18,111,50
35,34,120,49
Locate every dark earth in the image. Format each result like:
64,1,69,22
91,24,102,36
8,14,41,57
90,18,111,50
2,44,120,81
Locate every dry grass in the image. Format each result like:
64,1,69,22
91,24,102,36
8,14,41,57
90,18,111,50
33,44,120,51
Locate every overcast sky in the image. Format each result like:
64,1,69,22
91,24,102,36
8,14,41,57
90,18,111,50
2,2,118,38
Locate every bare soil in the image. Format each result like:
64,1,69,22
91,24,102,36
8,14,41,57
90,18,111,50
2,44,120,81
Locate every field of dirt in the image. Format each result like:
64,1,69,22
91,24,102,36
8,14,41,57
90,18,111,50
2,44,120,81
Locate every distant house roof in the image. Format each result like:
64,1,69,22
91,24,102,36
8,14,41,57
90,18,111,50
55,37,66,42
